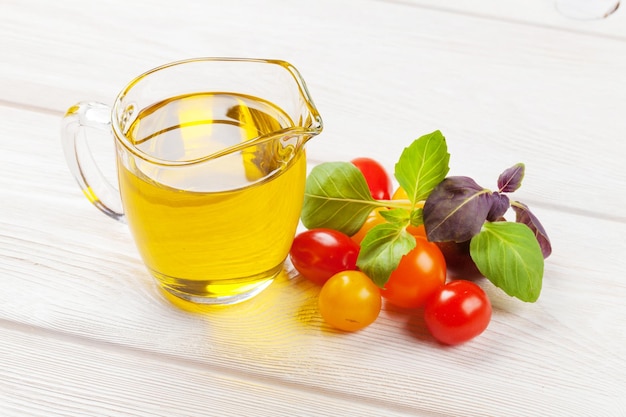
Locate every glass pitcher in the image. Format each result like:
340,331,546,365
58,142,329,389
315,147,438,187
61,58,323,305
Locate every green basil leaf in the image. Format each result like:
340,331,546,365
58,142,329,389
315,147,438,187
470,221,544,302
379,208,411,225
301,162,377,236
394,130,450,205
410,207,424,227
356,223,416,287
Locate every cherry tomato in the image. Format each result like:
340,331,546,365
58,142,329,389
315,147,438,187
407,224,427,239
435,240,483,280
424,280,492,345
351,157,393,200
382,237,446,309
290,229,360,286
350,208,388,245
319,271,381,332
392,186,409,201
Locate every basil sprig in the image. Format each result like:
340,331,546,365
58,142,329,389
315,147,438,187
301,130,551,302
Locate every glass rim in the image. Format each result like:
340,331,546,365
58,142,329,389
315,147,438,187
110,57,323,166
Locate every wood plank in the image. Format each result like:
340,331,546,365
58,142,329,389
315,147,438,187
0,321,426,417
1,0,625,219
1,105,625,415
391,0,626,38
2,1,626,415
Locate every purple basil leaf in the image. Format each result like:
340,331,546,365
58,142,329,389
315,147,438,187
512,201,552,259
486,192,510,221
498,163,525,193
423,176,492,242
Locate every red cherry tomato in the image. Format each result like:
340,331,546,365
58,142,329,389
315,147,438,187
382,237,446,309
290,229,360,286
351,157,393,200
424,280,492,345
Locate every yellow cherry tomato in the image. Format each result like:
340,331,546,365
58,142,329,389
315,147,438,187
350,208,388,245
392,186,409,200
318,271,381,332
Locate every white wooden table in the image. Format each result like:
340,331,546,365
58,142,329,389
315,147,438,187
2,1,625,415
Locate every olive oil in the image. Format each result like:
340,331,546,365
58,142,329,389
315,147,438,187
117,92,306,302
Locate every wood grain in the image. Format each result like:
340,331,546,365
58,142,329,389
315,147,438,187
1,0,625,415
1,104,625,415
1,321,433,417
2,0,625,220
389,0,626,38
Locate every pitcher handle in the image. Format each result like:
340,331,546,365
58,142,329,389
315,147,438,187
61,101,125,222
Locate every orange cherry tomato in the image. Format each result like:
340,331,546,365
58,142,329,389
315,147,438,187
382,236,446,309
407,224,427,239
319,271,381,332
350,208,388,245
